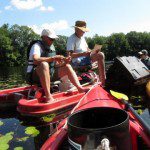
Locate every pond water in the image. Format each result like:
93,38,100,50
0,67,27,90
0,109,51,150
0,66,56,150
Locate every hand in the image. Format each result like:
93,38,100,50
64,56,72,64
53,55,65,63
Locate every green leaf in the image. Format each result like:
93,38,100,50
137,109,143,115
0,132,14,144
0,132,14,150
14,147,23,150
0,121,4,126
42,114,56,122
0,143,9,150
17,136,29,142
25,127,39,137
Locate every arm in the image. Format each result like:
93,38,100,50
33,54,65,65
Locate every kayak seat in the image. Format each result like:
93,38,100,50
13,92,25,103
27,80,61,99
0,92,24,103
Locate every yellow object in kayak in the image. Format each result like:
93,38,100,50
146,80,150,98
110,90,129,101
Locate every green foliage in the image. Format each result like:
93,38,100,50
42,113,56,122
54,35,67,56
137,109,143,115
9,24,40,66
14,147,23,150
0,121,4,126
17,136,29,142
0,23,150,65
106,33,131,60
0,132,14,150
25,126,40,137
126,31,150,55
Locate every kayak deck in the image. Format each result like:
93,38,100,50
17,90,85,117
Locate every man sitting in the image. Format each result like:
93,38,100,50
67,20,106,86
26,29,88,103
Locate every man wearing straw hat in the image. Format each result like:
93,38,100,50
67,20,106,86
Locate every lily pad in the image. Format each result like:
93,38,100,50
0,132,14,150
0,121,3,126
17,136,29,142
14,147,23,150
42,114,56,122
137,109,143,115
25,127,39,137
0,143,9,150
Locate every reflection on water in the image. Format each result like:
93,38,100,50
0,66,52,150
0,66,28,90
0,62,113,90
0,109,52,150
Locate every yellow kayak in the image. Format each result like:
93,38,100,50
146,80,150,98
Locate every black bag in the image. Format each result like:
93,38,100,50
106,56,150,92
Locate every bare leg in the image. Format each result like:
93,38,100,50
91,51,106,86
58,64,89,93
36,62,54,102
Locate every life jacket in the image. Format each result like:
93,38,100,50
27,40,56,75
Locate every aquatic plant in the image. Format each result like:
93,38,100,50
42,114,56,122
0,132,14,150
0,121,4,126
25,126,39,137
14,147,23,150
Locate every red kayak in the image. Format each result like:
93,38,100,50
17,90,85,119
41,84,150,150
0,85,36,108
0,85,89,123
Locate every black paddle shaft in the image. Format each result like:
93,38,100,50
122,100,150,137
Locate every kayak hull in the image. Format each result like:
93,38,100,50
41,84,150,150
0,85,36,108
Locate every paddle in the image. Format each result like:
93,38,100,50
110,90,150,137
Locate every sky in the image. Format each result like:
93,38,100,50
0,0,150,37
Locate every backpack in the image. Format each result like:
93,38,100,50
27,40,43,60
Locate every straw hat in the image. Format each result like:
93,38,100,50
73,21,89,32
41,29,58,39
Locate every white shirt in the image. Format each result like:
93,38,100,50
27,43,43,73
67,33,88,63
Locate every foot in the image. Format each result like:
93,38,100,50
100,76,105,87
100,79,105,87
43,97,55,103
78,87,90,93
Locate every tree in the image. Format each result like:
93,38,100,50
9,25,40,65
106,33,130,60
54,35,68,56
0,24,13,66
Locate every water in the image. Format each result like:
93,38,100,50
0,66,53,150
0,67,27,90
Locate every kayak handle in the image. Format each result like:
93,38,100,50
123,99,150,137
